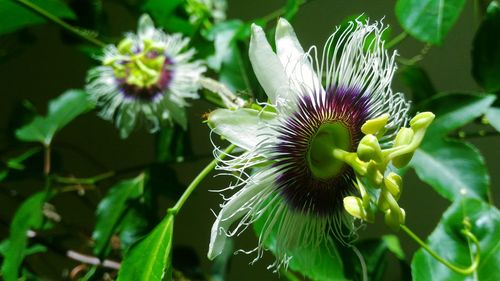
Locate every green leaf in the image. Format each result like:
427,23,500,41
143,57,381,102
117,214,174,281
472,1,500,92
395,0,466,44
417,93,496,137
117,206,151,251
0,147,41,182
485,107,500,132
0,0,76,35
397,65,437,104
253,200,347,281
1,192,49,281
207,20,251,92
382,235,405,260
412,198,500,281
92,174,146,255
16,90,95,145
0,241,46,257
411,138,489,201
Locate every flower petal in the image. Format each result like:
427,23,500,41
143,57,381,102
208,108,276,151
249,24,289,104
208,170,274,259
137,14,155,38
275,18,321,93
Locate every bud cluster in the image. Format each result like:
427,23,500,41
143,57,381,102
335,112,435,230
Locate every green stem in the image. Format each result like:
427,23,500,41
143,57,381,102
168,144,236,215
15,0,107,48
54,171,115,185
385,32,408,49
400,224,480,275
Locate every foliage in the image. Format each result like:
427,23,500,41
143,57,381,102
0,0,499,280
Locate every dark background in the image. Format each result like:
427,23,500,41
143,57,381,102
0,0,498,280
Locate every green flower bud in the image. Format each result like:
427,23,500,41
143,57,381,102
343,196,374,223
384,172,403,200
409,112,435,131
392,127,414,168
357,134,382,162
361,114,389,135
384,207,405,231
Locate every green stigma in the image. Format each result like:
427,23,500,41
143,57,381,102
105,38,166,88
307,121,351,180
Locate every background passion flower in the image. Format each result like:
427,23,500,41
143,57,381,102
85,14,205,138
207,18,410,269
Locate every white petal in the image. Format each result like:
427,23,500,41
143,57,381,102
249,24,289,104
275,18,321,93
137,14,155,38
208,108,276,151
208,170,273,259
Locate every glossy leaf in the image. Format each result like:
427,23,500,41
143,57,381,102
0,0,76,35
92,174,146,255
411,138,489,201
412,198,500,281
398,65,437,104
485,107,500,132
253,200,347,281
472,1,500,92
117,214,174,281
395,0,466,44
16,90,95,145
0,192,49,281
417,93,496,137
207,20,250,92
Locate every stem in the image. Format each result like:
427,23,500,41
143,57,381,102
168,144,236,215
400,224,480,275
386,32,408,49
14,0,107,48
54,171,115,185
43,144,51,176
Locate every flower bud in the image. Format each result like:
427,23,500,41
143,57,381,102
361,114,389,135
392,127,414,168
384,207,405,231
409,112,435,131
344,196,373,222
384,172,403,200
357,134,382,162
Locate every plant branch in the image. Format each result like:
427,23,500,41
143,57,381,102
386,32,408,49
168,144,236,215
43,144,51,176
14,0,107,48
400,224,480,275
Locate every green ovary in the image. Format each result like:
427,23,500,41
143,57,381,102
307,122,352,180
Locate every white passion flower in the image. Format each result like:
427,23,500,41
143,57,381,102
86,14,206,138
206,18,410,269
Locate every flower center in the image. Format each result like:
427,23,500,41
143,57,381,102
105,38,173,100
307,121,351,180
